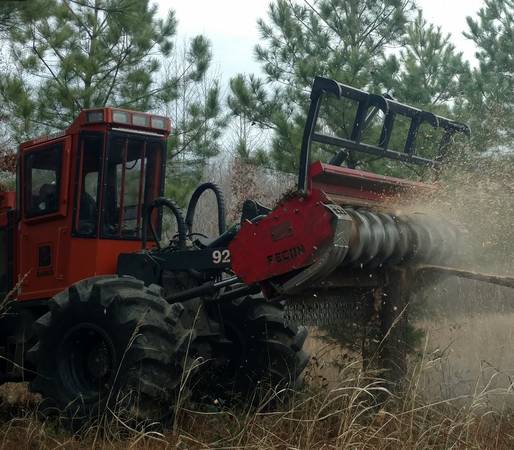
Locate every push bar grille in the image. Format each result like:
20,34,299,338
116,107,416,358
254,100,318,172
298,77,470,192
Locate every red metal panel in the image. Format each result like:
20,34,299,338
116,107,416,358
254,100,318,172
17,135,73,300
231,161,436,286
309,161,435,202
22,108,171,148
229,189,335,285
68,108,171,135
16,126,166,302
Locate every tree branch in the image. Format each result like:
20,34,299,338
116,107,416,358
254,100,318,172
30,27,82,110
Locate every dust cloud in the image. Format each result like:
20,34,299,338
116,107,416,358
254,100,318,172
410,152,514,408
304,153,514,409
414,152,514,275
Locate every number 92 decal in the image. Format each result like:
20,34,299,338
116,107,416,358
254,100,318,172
212,249,231,264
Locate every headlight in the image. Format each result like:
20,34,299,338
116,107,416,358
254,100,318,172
132,114,148,127
112,110,130,124
86,110,104,123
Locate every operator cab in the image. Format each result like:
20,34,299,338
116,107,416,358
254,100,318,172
74,126,164,239
13,108,170,301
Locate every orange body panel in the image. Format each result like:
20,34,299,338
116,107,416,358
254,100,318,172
17,237,144,301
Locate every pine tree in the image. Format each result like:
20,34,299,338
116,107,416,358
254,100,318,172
0,1,21,34
0,0,213,141
0,0,227,203
227,75,271,166
227,0,415,173
228,1,469,175
163,43,227,205
388,11,467,109
460,0,514,153
375,10,468,173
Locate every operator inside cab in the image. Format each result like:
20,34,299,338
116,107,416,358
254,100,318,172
24,144,61,217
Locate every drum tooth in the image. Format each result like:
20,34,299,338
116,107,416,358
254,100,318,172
388,215,411,265
376,212,398,266
424,221,438,262
425,218,445,264
436,219,458,264
406,216,427,261
408,214,435,261
341,208,459,270
361,210,386,268
352,209,377,267
344,208,369,265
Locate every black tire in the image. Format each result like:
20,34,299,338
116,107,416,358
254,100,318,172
28,276,192,428
207,296,309,405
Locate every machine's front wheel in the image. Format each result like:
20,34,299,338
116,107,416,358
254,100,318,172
206,296,309,405
28,276,192,428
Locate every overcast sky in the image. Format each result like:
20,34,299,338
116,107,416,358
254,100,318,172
157,0,485,83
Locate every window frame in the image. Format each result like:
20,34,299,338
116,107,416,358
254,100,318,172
0,210,15,299
72,132,105,238
100,131,165,241
23,143,64,219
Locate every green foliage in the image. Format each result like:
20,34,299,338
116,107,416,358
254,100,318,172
228,0,414,173
163,43,227,206
389,11,468,109
226,1,475,176
458,0,514,152
1,0,168,137
0,0,226,205
0,1,21,34
0,1,216,142
372,10,469,173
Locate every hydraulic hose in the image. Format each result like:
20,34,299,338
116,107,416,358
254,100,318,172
185,182,226,237
143,197,187,250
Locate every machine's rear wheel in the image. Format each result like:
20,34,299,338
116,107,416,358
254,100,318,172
207,296,309,405
28,276,192,428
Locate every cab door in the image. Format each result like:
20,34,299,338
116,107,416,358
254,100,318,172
18,136,72,301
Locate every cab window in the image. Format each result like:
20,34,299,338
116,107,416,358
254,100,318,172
24,145,62,217
75,134,102,236
102,135,163,239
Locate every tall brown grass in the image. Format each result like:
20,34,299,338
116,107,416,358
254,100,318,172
0,329,513,449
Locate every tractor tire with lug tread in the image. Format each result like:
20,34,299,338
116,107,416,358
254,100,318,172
28,276,192,428
207,296,309,405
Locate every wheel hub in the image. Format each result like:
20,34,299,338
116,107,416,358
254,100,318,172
86,341,111,380
59,323,116,399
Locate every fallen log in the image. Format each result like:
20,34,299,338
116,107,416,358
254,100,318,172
416,265,514,289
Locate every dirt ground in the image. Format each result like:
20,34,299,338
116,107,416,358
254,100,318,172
304,279,514,410
419,311,514,409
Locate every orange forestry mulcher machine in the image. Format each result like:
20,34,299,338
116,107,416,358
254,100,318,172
0,77,469,427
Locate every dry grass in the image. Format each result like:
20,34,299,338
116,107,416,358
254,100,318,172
0,319,513,449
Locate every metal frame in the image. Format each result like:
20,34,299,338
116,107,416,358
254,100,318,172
72,131,104,239
23,143,64,218
298,77,471,192
100,131,165,241
0,210,16,297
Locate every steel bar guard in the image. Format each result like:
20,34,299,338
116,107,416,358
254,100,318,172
298,77,471,193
